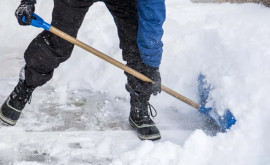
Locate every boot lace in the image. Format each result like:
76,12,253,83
147,102,157,118
138,102,157,121
11,80,34,104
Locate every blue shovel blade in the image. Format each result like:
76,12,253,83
197,73,236,131
199,106,236,132
197,73,212,106
220,109,237,131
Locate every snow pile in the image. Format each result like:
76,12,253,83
0,0,270,164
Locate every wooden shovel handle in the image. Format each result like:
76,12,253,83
49,26,201,110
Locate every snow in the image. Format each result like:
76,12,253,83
0,0,270,164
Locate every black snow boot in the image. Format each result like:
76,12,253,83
0,79,35,126
126,84,161,141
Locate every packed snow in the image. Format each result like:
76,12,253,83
0,0,270,164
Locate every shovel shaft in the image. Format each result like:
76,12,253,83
49,26,201,110
50,26,153,83
161,85,200,109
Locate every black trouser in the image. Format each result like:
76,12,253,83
24,0,152,95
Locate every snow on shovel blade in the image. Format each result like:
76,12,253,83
197,73,236,132
199,106,236,132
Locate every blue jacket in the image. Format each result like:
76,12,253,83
137,0,166,68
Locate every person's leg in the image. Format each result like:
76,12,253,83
0,0,93,126
105,0,161,140
25,0,93,87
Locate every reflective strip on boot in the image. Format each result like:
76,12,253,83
138,133,161,141
0,98,21,126
0,112,17,126
129,116,155,128
6,97,22,113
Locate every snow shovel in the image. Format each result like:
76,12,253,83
24,14,236,132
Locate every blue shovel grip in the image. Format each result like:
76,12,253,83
22,13,51,31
